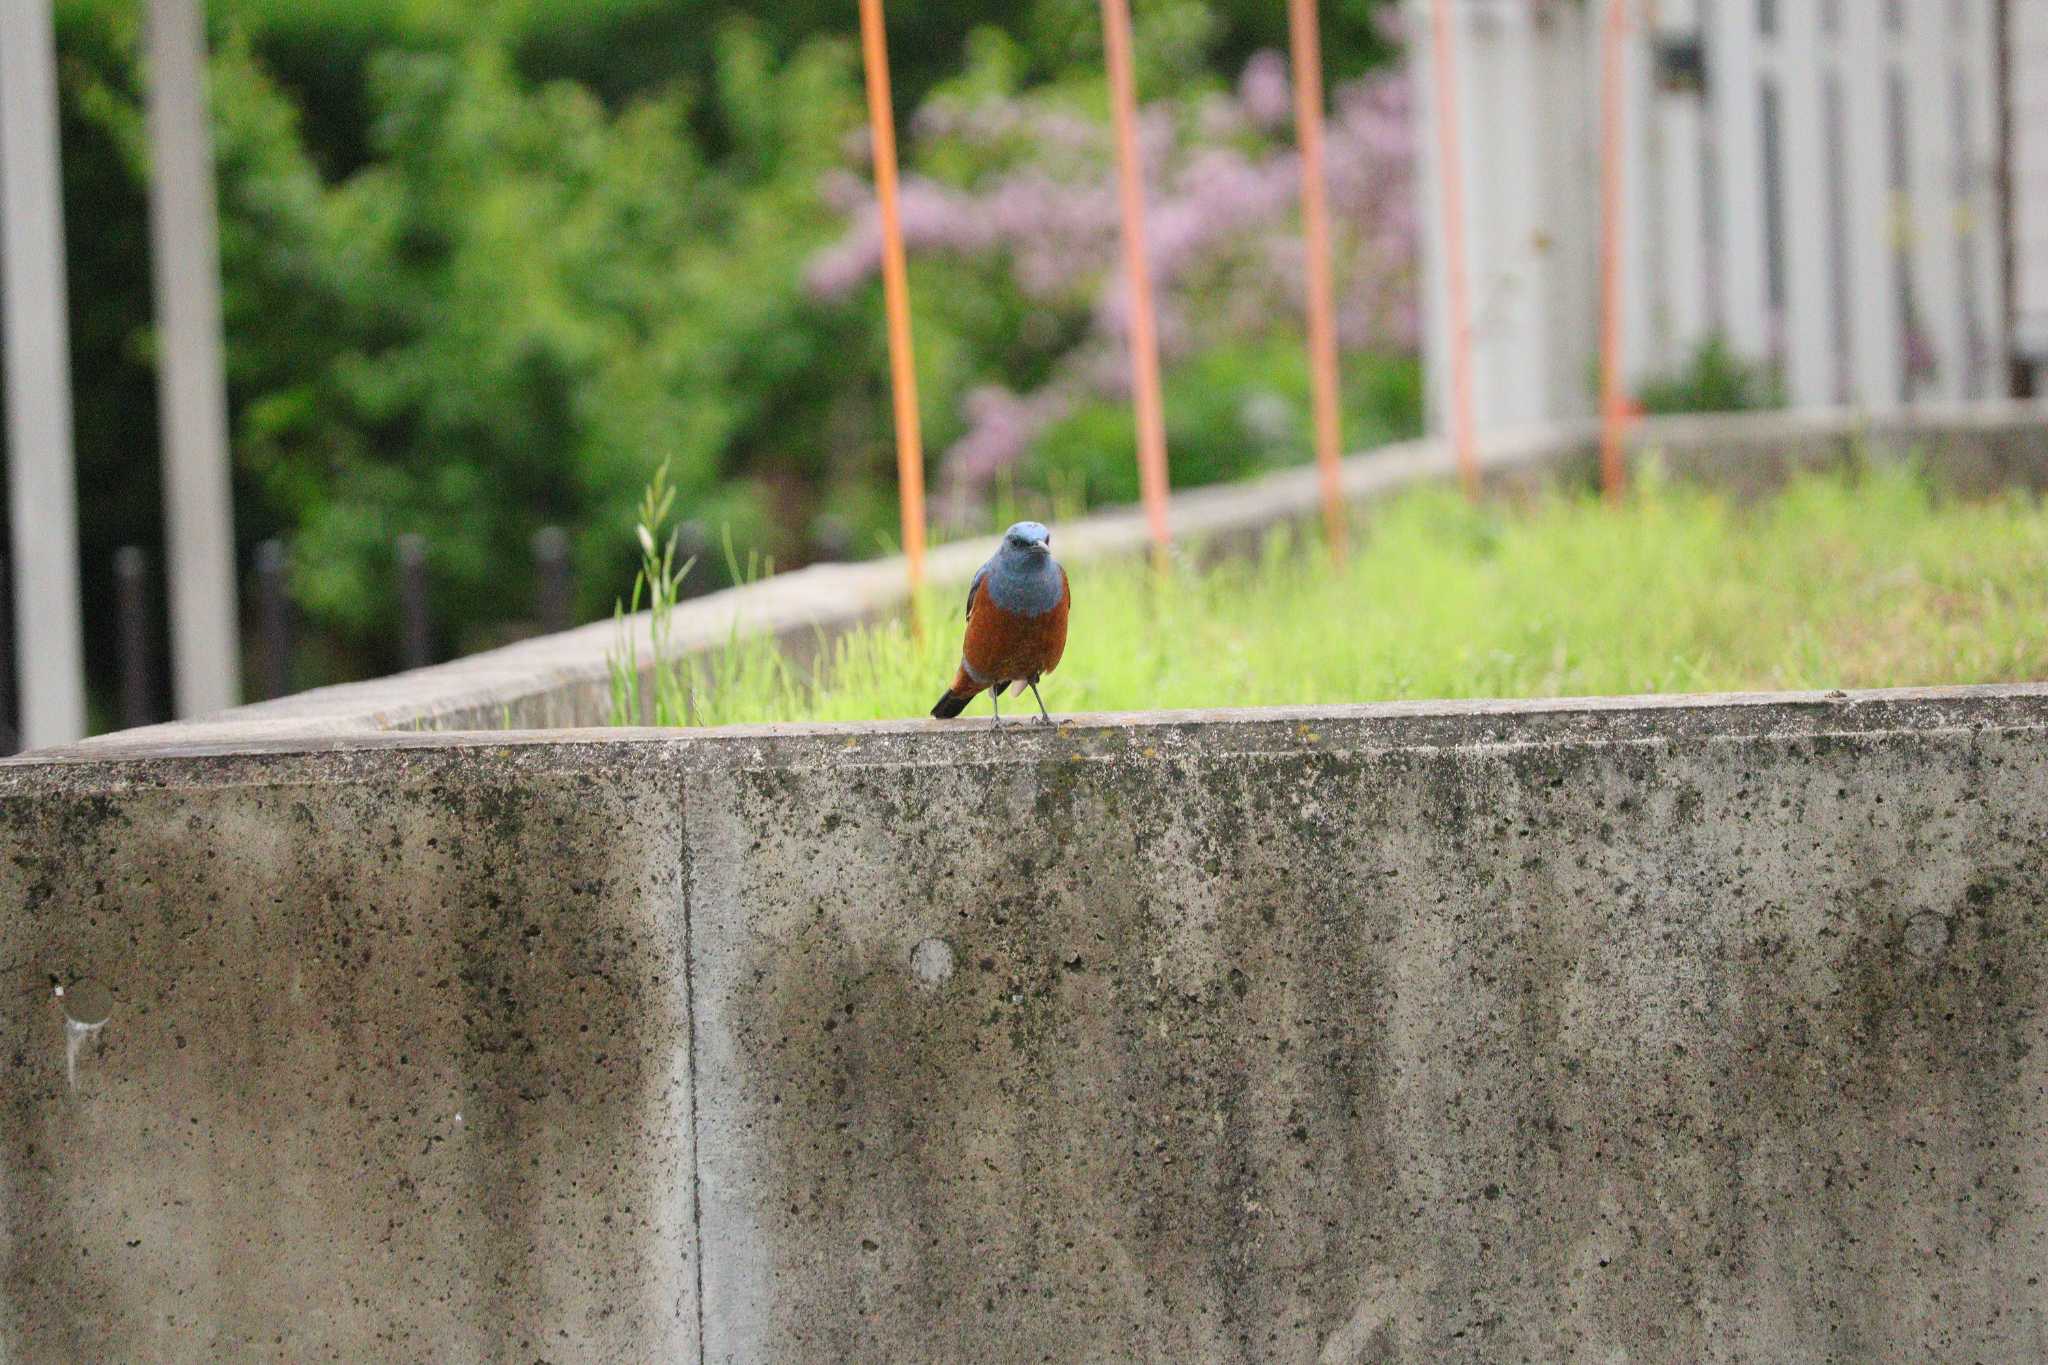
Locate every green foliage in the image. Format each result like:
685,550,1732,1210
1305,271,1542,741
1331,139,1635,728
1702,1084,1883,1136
1634,334,1788,415
610,463,2048,726
1034,345,1422,506
1000,0,1399,101
56,14,866,672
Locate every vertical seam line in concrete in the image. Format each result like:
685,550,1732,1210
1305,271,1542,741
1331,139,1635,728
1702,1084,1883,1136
678,767,706,1364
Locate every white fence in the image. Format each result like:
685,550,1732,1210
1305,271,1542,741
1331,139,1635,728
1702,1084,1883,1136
2015,0,2048,371
1413,0,2021,434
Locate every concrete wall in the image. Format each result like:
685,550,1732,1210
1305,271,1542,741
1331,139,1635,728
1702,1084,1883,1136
6,687,2048,1360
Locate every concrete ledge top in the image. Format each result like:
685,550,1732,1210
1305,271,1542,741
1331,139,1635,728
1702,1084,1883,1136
9,682,2046,792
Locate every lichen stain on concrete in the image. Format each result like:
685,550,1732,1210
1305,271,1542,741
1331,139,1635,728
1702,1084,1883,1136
704,744,1411,1359
1315,1267,1411,1363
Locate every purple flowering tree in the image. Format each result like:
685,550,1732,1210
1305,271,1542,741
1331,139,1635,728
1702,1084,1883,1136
809,43,1419,525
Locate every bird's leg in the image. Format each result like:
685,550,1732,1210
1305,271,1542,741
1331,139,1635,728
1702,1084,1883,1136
1028,679,1051,724
989,687,1003,726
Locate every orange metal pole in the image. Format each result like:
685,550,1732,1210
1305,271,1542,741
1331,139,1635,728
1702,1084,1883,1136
1288,0,1347,559
1428,0,1481,501
1100,0,1172,561
1597,0,1631,502
857,0,927,596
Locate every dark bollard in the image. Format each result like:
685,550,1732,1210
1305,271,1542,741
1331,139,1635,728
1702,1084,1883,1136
675,520,709,598
532,525,573,635
397,534,432,670
0,556,16,755
114,546,155,730
810,513,855,564
255,539,293,700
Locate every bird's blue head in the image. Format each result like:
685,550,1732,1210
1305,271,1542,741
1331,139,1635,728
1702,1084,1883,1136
1000,521,1052,560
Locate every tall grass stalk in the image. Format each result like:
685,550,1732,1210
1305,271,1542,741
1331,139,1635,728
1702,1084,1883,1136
607,460,696,726
609,460,818,727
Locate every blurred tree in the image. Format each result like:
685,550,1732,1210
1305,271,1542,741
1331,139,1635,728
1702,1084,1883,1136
60,14,868,670
23,0,1404,705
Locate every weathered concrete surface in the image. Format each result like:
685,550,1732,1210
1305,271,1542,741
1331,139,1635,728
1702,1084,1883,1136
0,744,697,1361
13,691,2038,1357
6,682,2048,1358
678,690,2048,1361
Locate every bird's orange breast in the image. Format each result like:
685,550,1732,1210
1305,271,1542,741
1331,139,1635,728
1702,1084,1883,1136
962,569,1069,682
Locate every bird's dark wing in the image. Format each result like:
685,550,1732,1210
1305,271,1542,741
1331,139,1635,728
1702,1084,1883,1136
965,562,990,620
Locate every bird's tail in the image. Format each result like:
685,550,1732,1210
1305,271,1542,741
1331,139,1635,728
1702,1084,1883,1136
930,689,973,720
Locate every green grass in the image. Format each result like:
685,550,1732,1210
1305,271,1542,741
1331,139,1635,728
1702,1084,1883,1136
610,460,2048,728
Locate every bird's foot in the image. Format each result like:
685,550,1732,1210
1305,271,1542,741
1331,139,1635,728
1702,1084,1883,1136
1026,681,1053,725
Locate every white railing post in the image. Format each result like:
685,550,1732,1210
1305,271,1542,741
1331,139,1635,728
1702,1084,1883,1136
1902,0,1966,402
1775,0,1837,407
145,0,240,717
0,0,90,747
1706,0,1772,366
2012,0,2048,381
1649,0,1713,368
1612,0,1659,395
1959,0,2008,399
1839,0,1905,405
1414,0,1596,435
1470,0,1550,427
1413,0,1457,438
1534,0,1598,418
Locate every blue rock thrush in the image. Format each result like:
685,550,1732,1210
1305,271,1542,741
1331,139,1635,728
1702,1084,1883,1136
930,521,1070,724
